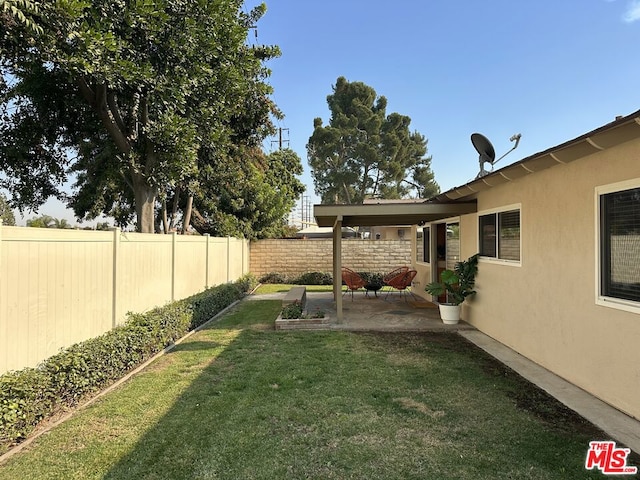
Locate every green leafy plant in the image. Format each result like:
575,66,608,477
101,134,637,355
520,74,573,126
425,254,479,305
359,272,383,288
280,301,304,319
280,302,326,320
259,272,288,284
309,308,325,318
291,272,333,285
0,277,253,450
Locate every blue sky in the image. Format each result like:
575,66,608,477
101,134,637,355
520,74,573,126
9,0,640,225
251,0,640,205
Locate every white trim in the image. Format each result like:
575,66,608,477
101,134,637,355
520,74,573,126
418,224,431,265
477,203,522,216
428,217,461,284
479,257,522,268
477,203,522,266
595,177,640,314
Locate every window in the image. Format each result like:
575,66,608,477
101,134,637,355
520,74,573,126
421,227,430,263
599,185,640,305
479,208,520,262
446,222,460,269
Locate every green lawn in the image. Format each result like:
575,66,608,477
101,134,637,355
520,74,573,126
0,299,626,479
255,283,335,294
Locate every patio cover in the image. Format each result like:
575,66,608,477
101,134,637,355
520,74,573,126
314,200,477,322
313,108,640,322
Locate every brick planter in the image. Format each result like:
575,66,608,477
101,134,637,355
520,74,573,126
275,314,331,331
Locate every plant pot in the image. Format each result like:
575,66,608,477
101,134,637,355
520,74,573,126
438,303,461,324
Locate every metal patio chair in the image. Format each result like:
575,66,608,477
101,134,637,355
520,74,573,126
341,267,366,300
384,268,418,301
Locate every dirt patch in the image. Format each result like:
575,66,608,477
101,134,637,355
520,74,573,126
393,397,445,418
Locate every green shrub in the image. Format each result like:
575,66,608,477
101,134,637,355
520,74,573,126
236,273,258,293
280,301,304,319
359,272,383,286
259,272,287,284
279,301,326,320
0,278,250,450
291,271,333,285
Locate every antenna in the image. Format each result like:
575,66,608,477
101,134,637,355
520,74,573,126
471,132,522,179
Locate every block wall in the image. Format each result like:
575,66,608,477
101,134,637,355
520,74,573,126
250,238,416,279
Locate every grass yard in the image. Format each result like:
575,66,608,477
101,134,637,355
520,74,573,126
0,299,629,479
255,283,335,294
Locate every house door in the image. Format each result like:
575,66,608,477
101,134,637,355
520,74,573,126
433,221,460,303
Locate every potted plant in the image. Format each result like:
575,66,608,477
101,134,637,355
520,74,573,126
424,254,479,324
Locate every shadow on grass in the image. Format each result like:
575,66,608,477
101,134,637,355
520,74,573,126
168,340,223,353
101,310,631,479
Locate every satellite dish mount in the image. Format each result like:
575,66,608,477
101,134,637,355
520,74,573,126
471,132,521,179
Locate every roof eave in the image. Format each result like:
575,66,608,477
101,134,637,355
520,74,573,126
432,109,640,202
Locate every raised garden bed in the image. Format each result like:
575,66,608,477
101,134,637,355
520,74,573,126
275,289,330,330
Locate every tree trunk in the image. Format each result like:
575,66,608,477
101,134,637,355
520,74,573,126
132,173,156,233
190,208,211,234
161,199,169,234
181,195,193,234
169,186,181,230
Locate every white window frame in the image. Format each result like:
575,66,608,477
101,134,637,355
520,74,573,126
595,178,640,314
477,203,522,267
416,225,430,265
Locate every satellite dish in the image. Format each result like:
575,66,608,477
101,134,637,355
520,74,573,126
471,132,522,179
471,133,496,178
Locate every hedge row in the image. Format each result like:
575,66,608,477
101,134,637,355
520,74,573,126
259,271,385,286
0,274,256,451
259,271,333,285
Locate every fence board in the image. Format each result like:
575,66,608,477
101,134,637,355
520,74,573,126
0,226,247,373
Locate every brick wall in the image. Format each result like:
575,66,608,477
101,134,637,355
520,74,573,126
250,238,419,279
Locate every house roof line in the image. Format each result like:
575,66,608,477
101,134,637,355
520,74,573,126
431,108,640,203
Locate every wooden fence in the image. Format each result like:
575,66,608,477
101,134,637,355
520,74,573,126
0,222,248,374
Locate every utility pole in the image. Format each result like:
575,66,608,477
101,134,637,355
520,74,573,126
271,127,290,150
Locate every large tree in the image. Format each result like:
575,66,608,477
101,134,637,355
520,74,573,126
0,0,280,233
190,147,305,239
307,76,439,204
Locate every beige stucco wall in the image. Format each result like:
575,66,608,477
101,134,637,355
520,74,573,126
250,238,416,279
459,140,640,420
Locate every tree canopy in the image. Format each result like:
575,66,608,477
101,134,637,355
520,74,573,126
0,0,288,234
0,192,15,225
26,214,71,228
307,77,439,204
190,147,304,239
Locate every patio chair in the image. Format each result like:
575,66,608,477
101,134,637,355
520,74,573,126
384,269,418,301
341,267,366,300
382,266,409,295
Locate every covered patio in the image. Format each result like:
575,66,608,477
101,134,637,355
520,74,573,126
313,201,477,322
305,291,475,331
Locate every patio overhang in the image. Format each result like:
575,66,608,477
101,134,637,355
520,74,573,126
314,201,478,228
314,200,477,323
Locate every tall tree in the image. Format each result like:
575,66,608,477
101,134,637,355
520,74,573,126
191,147,305,239
26,214,54,228
307,76,439,204
0,193,15,225
0,0,42,34
0,1,279,232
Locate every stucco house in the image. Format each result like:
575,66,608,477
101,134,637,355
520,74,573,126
314,108,640,422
